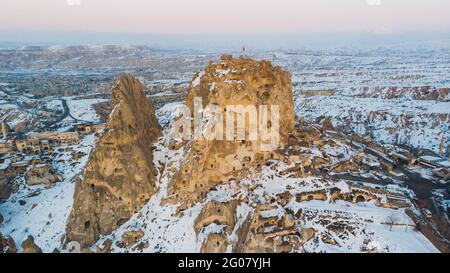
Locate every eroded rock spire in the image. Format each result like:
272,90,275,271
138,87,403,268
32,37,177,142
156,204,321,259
66,75,162,248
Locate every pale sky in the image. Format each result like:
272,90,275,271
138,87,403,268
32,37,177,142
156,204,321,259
1,0,450,35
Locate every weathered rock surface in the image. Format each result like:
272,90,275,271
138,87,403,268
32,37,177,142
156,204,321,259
0,174,12,200
200,233,229,253
185,54,295,138
356,86,450,102
0,232,16,253
240,205,305,253
167,55,295,210
194,200,239,235
25,164,63,186
321,116,335,132
117,230,145,248
66,75,162,248
166,55,314,252
21,235,43,253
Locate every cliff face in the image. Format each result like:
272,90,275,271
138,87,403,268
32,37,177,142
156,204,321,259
0,175,12,200
185,54,295,139
163,55,302,252
66,75,162,248
0,232,16,253
167,55,295,212
25,164,62,186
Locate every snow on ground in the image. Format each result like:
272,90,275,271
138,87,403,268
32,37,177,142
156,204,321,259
94,129,202,253
104,119,438,252
0,102,438,253
296,200,439,253
66,98,108,123
0,134,97,252
0,103,37,128
156,101,186,126
45,99,63,112
234,160,438,253
297,95,449,154
2,48,446,252
408,166,435,181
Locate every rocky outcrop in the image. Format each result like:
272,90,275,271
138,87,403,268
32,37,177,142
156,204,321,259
66,75,162,248
0,232,16,253
201,233,229,253
185,54,295,139
169,55,318,253
194,200,239,234
321,116,335,132
167,55,295,210
117,230,145,248
0,166,22,201
21,235,43,253
0,174,12,200
353,86,450,102
25,164,63,186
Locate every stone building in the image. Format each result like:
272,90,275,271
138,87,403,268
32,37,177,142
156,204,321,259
29,131,80,144
0,141,13,155
77,124,105,135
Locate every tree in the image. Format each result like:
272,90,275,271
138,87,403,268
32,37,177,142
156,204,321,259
385,213,399,231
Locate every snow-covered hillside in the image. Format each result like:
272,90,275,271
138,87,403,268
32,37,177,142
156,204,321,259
296,95,449,154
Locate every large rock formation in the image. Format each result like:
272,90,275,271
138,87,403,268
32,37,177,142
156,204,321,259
167,55,295,210
0,166,21,201
164,55,301,252
0,232,16,253
185,54,295,139
0,174,12,200
21,235,43,253
25,164,63,186
66,75,162,248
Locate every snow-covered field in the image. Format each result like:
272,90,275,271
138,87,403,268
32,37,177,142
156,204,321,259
89,103,439,253
296,95,449,153
299,200,438,253
0,135,97,252
0,94,440,253
247,48,450,154
66,98,108,123
1,46,448,253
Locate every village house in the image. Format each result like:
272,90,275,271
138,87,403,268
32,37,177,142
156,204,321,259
11,130,80,154
29,131,80,144
383,194,410,209
10,159,30,169
77,124,105,135
0,141,13,155
432,168,450,184
15,139,29,153
40,139,50,150
15,138,45,153
389,149,413,166
37,110,57,118
10,155,24,163
300,90,335,96
418,155,449,169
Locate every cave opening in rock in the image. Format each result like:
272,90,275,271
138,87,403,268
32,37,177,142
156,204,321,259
84,221,90,230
